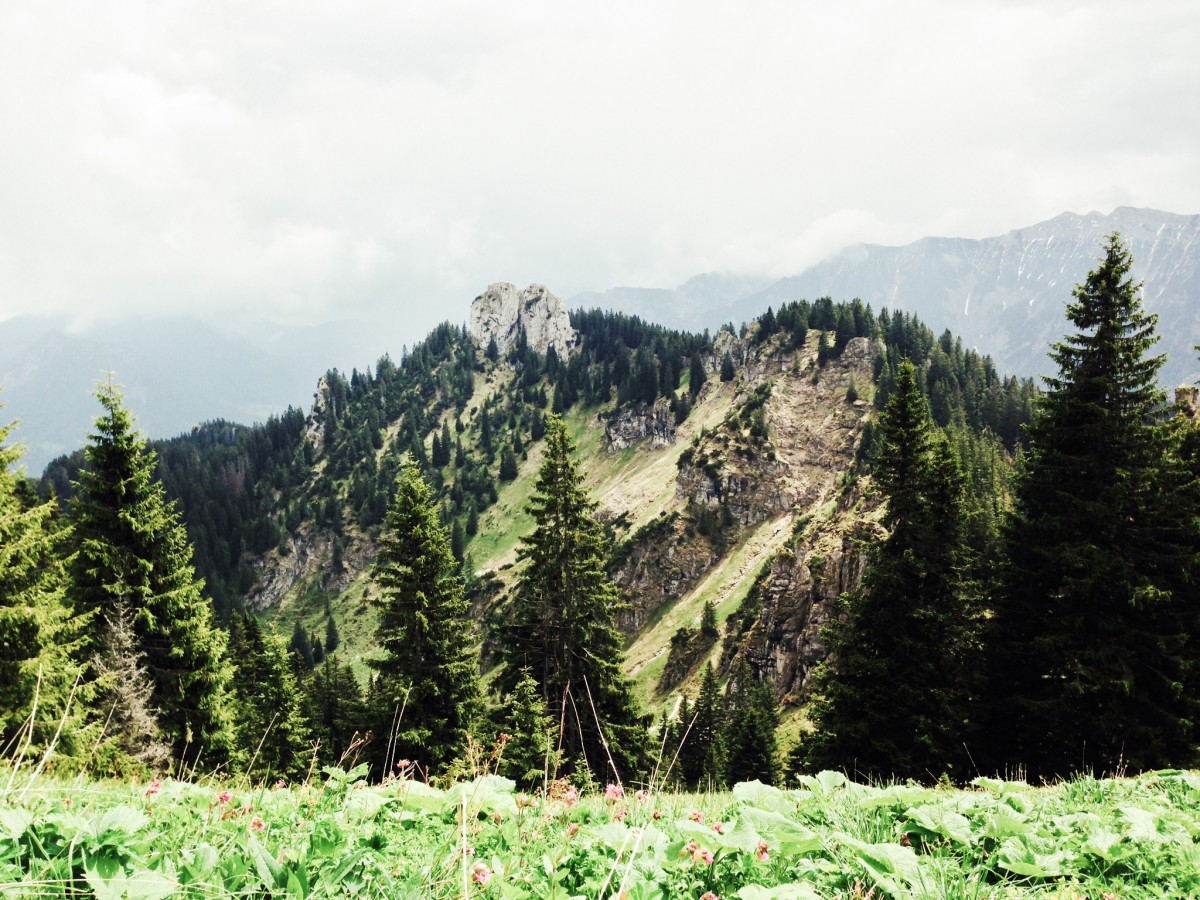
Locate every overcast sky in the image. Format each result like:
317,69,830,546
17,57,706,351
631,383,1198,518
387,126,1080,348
2,0,1198,339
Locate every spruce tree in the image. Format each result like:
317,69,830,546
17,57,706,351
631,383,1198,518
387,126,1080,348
369,459,482,777
498,415,648,782
985,234,1200,776
0,412,90,764
689,352,707,400
499,667,557,790
304,656,366,768
228,614,312,780
721,661,779,785
69,381,234,766
803,360,973,780
719,352,736,383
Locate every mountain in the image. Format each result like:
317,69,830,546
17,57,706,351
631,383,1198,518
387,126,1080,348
574,208,1200,387
37,288,1029,741
0,314,392,474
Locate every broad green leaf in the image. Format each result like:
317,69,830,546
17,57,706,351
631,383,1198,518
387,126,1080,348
396,779,444,813
903,805,973,846
89,805,148,843
971,776,1029,796
0,808,33,840
120,869,177,900
344,790,387,822
996,836,1067,877
590,821,632,850
798,770,848,796
247,833,282,887
1080,827,1125,862
733,780,795,815
978,804,1031,841
738,884,821,900
737,806,824,855
835,833,923,897
83,851,124,900
1119,805,1168,843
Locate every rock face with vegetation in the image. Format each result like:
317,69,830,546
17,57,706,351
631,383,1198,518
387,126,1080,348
604,396,677,450
469,282,577,357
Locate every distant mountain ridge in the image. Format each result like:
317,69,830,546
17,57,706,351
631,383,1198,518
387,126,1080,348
574,207,1200,387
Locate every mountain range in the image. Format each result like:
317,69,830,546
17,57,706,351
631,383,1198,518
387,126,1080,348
574,207,1200,387
4,206,1197,474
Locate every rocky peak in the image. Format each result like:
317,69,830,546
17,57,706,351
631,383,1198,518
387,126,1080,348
469,283,577,358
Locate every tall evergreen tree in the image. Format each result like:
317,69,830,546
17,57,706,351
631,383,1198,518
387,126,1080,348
803,359,973,780
0,411,90,765
498,416,648,782
688,352,707,400
721,661,779,786
498,667,557,790
69,381,234,766
985,234,1200,776
228,614,312,780
304,656,366,769
675,663,723,788
369,460,482,777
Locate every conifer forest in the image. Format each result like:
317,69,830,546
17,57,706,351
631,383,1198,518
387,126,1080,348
5,235,1200,897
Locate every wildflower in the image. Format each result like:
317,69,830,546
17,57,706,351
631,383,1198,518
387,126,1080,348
471,863,492,885
652,809,662,820
692,846,715,866
563,785,578,808
604,783,624,801
240,803,253,816
217,791,232,805
700,893,720,900
144,779,161,798
567,823,580,837
516,793,534,809
497,732,512,745
614,807,628,822
635,788,650,804
712,821,725,834
463,845,475,857
275,779,287,789
689,809,704,823
755,841,770,862
250,816,265,833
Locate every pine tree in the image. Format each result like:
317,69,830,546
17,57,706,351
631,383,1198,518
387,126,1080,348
304,656,366,768
688,352,707,400
228,614,312,780
676,663,723,788
325,615,340,654
719,352,736,383
498,416,648,782
91,594,172,774
499,667,557,790
451,518,465,563
369,459,482,776
721,661,779,785
803,360,973,780
69,381,234,766
0,411,90,765
288,620,314,670
985,234,1200,776
499,446,519,482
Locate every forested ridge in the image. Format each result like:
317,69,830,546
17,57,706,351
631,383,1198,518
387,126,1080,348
3,235,1197,790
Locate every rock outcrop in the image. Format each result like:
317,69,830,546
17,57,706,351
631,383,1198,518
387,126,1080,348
605,397,677,450
469,283,577,358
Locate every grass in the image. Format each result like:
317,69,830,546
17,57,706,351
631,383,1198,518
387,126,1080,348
4,764,1199,898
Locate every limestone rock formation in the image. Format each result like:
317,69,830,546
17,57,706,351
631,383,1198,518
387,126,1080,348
605,397,677,450
469,283,577,358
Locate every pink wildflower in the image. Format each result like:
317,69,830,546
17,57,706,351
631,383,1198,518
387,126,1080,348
635,789,650,804
275,779,287,789
463,845,475,857
250,815,265,832
756,841,770,862
217,791,232,805
567,823,580,837
700,893,720,900
563,786,578,808
144,779,161,798
604,783,624,801
692,846,715,866
689,809,704,823
712,821,725,834
471,863,492,885
615,807,628,822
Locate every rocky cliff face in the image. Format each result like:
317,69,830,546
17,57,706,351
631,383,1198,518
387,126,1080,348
605,397,677,450
724,487,884,704
469,283,577,358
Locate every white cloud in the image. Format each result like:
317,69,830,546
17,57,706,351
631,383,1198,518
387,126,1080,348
0,0,1197,334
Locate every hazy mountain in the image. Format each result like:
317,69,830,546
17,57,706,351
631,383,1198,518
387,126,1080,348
575,208,1200,387
0,314,393,474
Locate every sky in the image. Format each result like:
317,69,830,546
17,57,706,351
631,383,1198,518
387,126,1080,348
2,0,1198,340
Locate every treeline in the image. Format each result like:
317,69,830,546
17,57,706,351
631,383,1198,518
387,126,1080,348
796,235,1200,781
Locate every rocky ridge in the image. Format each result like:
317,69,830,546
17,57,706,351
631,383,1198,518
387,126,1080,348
469,283,577,358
